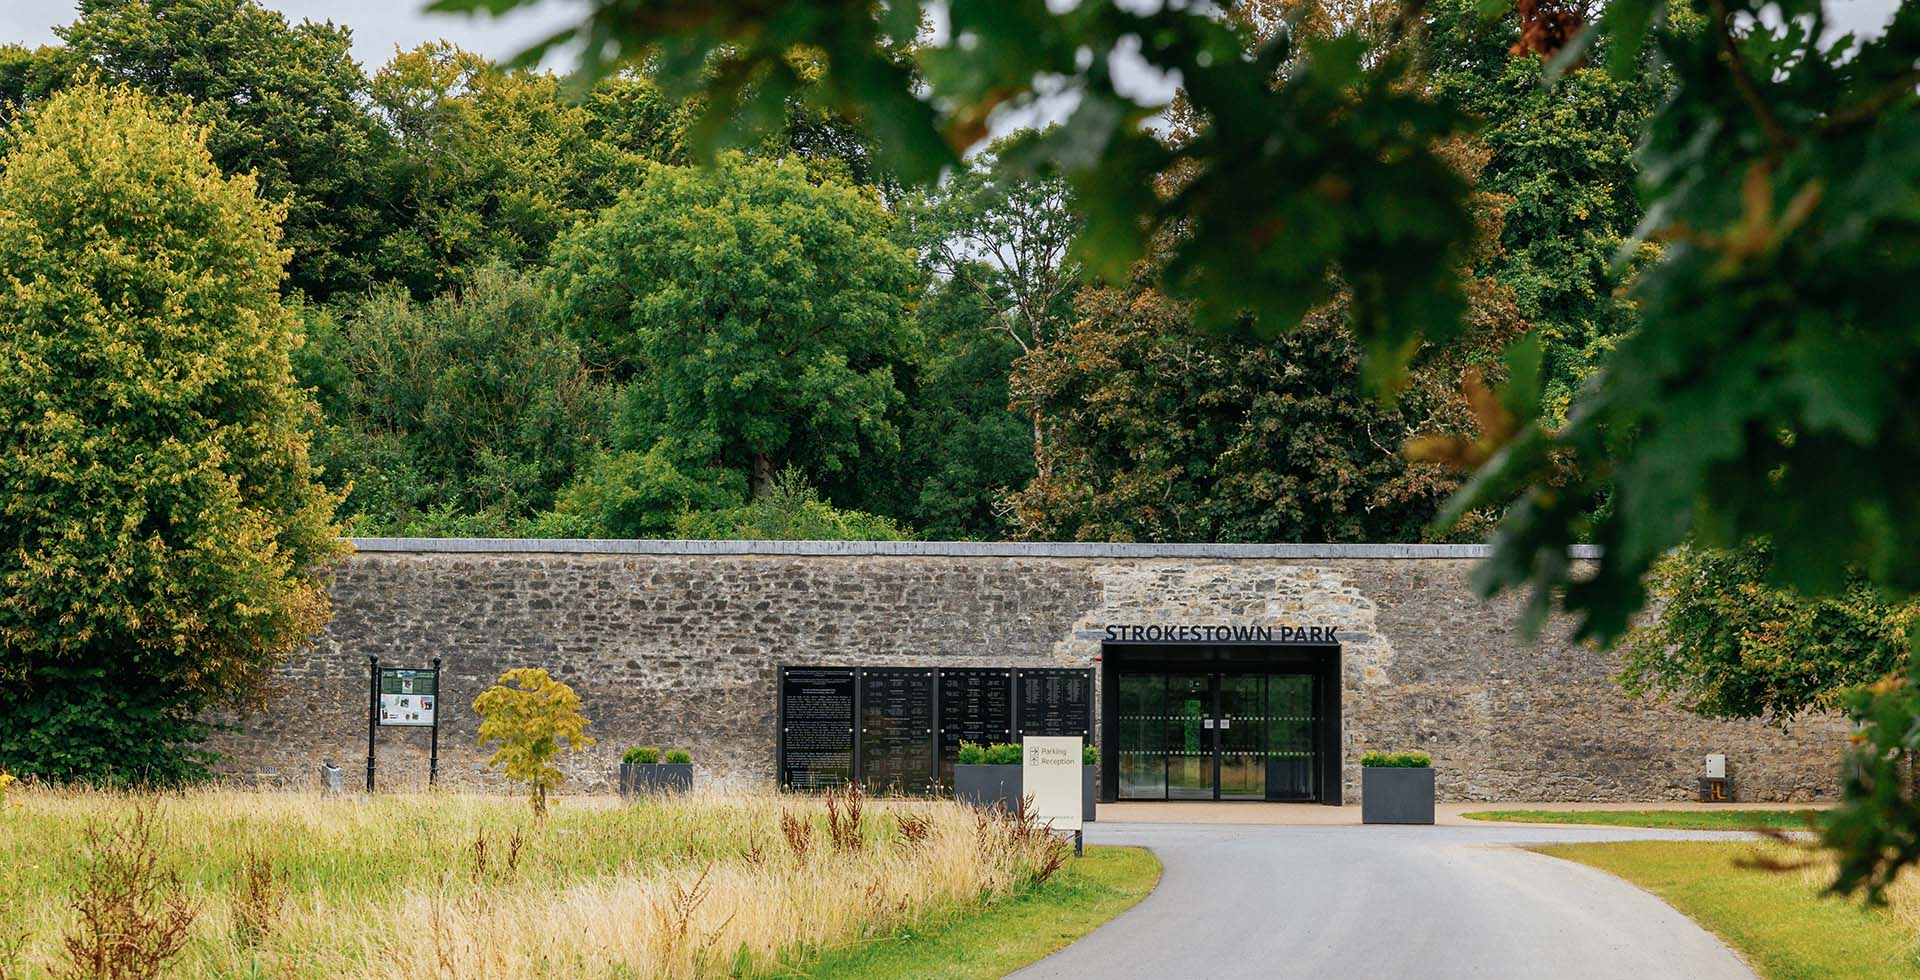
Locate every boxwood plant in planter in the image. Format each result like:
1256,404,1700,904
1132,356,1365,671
955,741,1023,813
1361,751,1434,825
619,746,694,796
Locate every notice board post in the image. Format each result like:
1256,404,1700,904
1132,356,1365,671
366,656,442,792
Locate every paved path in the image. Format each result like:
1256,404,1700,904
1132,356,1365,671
1011,822,1760,980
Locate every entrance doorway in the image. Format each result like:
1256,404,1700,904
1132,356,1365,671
1101,642,1340,804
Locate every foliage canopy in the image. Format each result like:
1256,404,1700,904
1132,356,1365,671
1620,544,1915,722
0,84,345,784
548,153,917,497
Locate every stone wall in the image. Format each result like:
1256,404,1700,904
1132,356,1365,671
209,540,1846,802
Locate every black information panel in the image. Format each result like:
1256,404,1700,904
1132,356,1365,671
779,668,856,790
859,668,936,793
779,665,1094,793
1016,668,1094,739
938,668,1013,787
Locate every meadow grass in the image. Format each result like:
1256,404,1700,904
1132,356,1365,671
797,845,1160,980
1462,809,1827,831
0,785,1089,979
1536,840,1920,980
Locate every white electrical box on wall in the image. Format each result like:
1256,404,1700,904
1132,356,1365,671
1704,753,1727,778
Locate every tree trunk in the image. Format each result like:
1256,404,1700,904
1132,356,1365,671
751,453,775,498
1031,410,1049,482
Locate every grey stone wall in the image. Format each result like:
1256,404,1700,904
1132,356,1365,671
210,541,1844,802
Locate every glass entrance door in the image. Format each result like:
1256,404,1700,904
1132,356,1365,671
1166,672,1213,799
1114,669,1320,802
1218,674,1265,800
1268,674,1317,801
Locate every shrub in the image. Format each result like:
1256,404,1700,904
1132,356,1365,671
955,742,987,765
1361,751,1432,768
983,743,1022,766
672,468,912,541
1082,743,1098,766
473,668,596,817
622,747,661,765
662,749,691,765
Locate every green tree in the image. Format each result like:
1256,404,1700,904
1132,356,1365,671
0,85,346,784
57,0,391,301
900,131,1083,483
0,44,75,149
1013,131,1525,543
548,154,918,497
473,667,595,817
1620,543,1915,721
1422,0,1667,420
370,44,646,296
880,280,1036,540
298,263,611,535
1009,267,1521,542
536,443,746,539
674,469,912,541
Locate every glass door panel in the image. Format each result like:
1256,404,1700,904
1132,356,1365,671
1267,674,1316,801
1116,672,1166,800
1218,674,1265,800
1166,672,1213,799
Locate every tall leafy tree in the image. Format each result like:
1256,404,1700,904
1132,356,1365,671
548,154,918,497
299,263,611,535
370,44,647,296
902,132,1083,481
1620,543,1915,722
0,44,75,150
1008,266,1523,542
1422,0,1667,419
56,0,390,301
827,277,1036,539
0,85,346,783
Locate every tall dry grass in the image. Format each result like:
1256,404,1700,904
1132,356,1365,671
1776,841,1920,945
0,785,1067,979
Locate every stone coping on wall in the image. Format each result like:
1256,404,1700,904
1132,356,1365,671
347,537,1602,560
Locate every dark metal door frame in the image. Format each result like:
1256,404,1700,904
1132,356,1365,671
1100,642,1343,805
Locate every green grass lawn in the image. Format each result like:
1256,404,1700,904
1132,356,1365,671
1464,809,1826,831
792,846,1161,980
1536,840,1919,980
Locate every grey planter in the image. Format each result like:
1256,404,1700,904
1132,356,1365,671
1082,764,1097,823
954,764,1022,813
1361,766,1435,825
619,762,694,796
954,765,1096,822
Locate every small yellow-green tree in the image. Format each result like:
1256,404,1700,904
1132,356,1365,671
472,668,595,817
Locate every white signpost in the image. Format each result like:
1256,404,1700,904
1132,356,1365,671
1022,735,1085,855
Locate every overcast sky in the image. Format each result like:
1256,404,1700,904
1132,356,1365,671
2,0,1904,84
1,1,583,70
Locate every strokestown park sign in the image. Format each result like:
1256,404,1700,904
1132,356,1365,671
1101,624,1339,644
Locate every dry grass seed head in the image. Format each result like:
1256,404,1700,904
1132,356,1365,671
230,848,286,949
60,805,196,980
